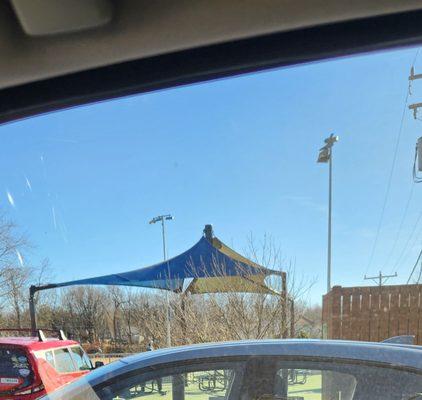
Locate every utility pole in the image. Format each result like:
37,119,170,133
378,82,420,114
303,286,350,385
408,67,422,183
364,271,397,287
317,133,339,293
149,214,174,347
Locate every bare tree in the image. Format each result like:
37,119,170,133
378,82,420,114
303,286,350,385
2,266,32,328
60,287,108,343
0,231,320,350
169,234,317,343
0,215,27,298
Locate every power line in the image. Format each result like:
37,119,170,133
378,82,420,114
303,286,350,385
397,223,422,275
391,208,422,272
406,247,422,284
365,80,411,274
386,184,415,274
416,254,422,283
366,49,420,275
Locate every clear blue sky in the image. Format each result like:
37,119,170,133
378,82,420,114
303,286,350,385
1,46,422,304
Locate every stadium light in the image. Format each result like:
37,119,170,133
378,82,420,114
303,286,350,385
149,214,174,347
317,134,339,293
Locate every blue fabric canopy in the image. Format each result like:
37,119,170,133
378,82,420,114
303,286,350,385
52,236,282,294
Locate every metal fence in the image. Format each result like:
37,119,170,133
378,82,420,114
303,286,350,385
89,353,134,365
322,284,422,344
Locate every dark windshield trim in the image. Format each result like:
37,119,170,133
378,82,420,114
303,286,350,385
1,9,422,124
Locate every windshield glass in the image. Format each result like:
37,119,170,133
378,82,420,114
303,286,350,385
0,346,33,392
1,44,422,397
42,358,422,400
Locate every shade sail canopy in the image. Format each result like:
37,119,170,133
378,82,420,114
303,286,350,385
51,233,282,295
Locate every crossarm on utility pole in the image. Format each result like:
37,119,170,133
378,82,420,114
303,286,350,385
409,103,422,110
409,67,422,81
409,103,422,119
364,271,397,287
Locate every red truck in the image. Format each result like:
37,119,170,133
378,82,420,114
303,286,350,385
0,329,99,399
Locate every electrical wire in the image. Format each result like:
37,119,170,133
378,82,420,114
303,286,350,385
406,247,422,283
365,83,411,274
393,207,422,272
385,184,414,273
417,258,422,283
365,49,420,275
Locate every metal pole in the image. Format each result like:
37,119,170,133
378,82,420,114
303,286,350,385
161,219,172,348
327,148,333,293
161,219,167,260
318,134,338,293
290,299,295,338
29,286,37,335
180,292,188,345
281,272,287,339
28,283,59,336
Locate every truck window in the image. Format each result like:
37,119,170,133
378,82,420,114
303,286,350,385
70,346,92,371
44,350,55,368
54,348,76,373
0,346,33,393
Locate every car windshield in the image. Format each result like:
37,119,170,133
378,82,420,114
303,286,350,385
1,43,422,397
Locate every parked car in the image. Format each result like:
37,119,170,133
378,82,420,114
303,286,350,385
0,329,99,399
42,339,421,400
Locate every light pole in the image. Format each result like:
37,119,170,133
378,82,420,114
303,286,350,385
317,134,339,293
149,214,174,347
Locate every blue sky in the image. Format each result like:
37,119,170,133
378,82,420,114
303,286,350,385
1,46,422,304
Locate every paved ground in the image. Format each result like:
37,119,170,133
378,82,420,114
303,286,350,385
122,373,322,400
287,374,322,400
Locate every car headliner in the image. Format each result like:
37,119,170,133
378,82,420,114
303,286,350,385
3,3,422,124
84,339,422,387
1,0,422,91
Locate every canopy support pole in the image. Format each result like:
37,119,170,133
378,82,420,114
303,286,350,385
180,292,188,345
281,272,288,338
29,285,37,336
290,298,295,338
203,224,214,242
280,272,289,399
29,284,59,336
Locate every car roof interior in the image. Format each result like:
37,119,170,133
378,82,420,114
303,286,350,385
1,0,422,122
